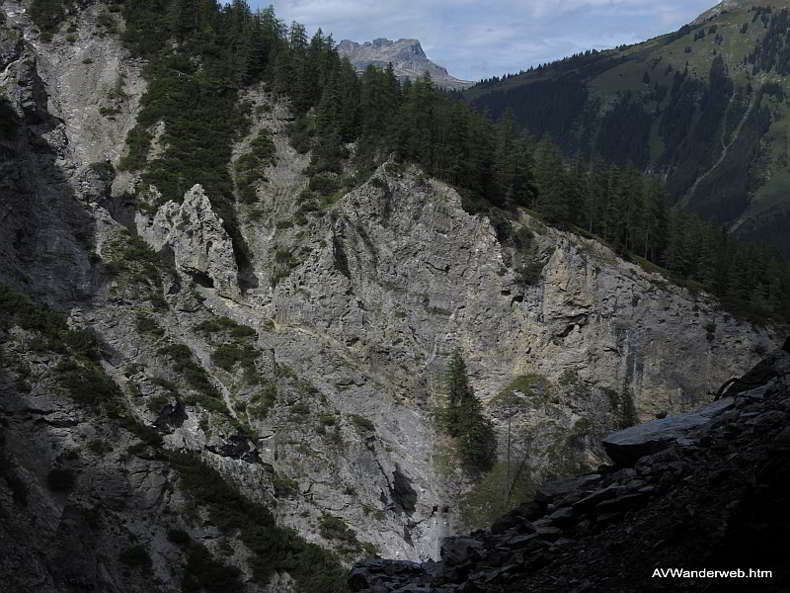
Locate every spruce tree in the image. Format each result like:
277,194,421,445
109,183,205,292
534,139,568,221
442,349,497,475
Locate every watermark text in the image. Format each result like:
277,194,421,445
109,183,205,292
652,568,773,579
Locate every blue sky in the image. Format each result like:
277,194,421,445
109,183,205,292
261,0,719,81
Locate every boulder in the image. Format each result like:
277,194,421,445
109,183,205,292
441,537,486,566
602,398,734,466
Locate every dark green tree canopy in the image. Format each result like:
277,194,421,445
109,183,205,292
441,349,497,476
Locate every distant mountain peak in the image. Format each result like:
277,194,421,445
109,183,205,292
337,38,472,90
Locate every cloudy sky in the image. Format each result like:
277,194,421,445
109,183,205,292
260,0,718,81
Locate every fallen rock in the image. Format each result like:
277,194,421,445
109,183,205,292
441,536,486,566
602,397,734,466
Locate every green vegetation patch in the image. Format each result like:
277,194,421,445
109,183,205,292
437,350,497,476
211,343,254,371
157,343,225,409
55,359,121,408
29,0,71,37
195,316,256,339
103,231,168,295
249,384,277,419
135,313,164,337
171,452,349,591
195,315,260,384
182,542,242,593
490,374,551,409
460,461,537,530
348,414,375,434
236,129,277,204
318,514,366,555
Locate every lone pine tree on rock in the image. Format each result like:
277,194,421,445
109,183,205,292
442,349,497,476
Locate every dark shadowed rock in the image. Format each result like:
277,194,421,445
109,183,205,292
391,465,418,514
441,536,486,566
349,559,428,592
723,350,790,397
534,474,602,503
207,435,260,463
153,401,187,430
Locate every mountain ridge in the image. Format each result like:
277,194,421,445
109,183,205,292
466,0,790,256
337,38,473,90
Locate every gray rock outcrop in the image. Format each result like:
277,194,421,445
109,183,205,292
337,38,473,89
137,184,241,300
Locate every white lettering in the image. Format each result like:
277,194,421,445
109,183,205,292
652,568,773,579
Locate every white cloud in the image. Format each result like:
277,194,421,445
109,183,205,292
261,0,717,80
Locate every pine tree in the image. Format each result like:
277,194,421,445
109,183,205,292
534,139,568,221
492,109,518,204
441,349,497,475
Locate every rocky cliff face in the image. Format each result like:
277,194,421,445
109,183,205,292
350,347,790,592
337,38,473,90
0,1,784,591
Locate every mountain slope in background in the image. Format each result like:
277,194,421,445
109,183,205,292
337,38,473,90
467,0,790,255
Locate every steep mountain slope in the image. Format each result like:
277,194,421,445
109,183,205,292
0,1,784,592
467,0,790,255
351,347,790,592
337,39,473,90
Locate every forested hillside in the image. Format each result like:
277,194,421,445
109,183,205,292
467,0,790,260
60,0,781,322
21,0,790,321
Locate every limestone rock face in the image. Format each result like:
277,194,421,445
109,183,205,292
138,185,240,300
337,38,473,90
251,162,780,539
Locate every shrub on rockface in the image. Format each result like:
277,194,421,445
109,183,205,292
29,0,69,38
